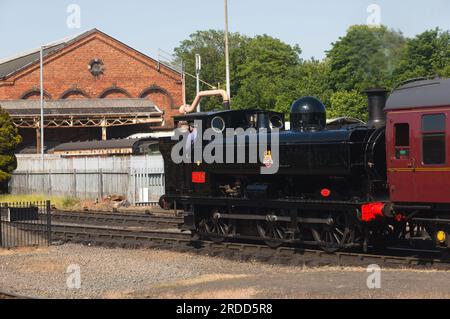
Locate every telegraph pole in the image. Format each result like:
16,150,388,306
224,0,231,103
40,46,44,166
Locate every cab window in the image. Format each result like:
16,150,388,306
422,114,446,165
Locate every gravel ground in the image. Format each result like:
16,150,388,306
0,244,449,299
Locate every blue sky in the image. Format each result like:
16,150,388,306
0,0,449,61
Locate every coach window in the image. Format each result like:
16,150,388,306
394,123,410,159
422,114,446,165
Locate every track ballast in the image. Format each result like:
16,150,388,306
40,211,450,270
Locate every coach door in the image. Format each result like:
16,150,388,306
413,112,449,203
387,113,417,202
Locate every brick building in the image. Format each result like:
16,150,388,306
0,29,183,153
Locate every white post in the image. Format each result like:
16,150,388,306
224,0,231,103
195,54,202,112
40,46,44,168
182,61,186,106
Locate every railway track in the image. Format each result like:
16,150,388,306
41,222,450,270
13,208,450,270
50,210,182,229
0,290,32,299
11,210,450,270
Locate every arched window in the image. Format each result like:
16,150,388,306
139,85,175,109
60,88,91,99
20,89,52,100
99,86,132,98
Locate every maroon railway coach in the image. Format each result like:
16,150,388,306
386,78,450,204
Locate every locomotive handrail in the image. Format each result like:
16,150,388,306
364,127,386,181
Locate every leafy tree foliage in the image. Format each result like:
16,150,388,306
328,90,368,121
327,25,406,91
174,25,450,123
232,35,302,111
174,30,250,111
393,28,450,84
0,107,21,193
273,59,333,115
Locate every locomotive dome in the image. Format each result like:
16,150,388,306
290,97,326,131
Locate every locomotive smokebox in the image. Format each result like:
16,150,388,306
365,88,389,128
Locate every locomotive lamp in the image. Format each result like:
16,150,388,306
436,231,447,246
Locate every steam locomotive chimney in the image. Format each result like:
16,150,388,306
365,88,388,128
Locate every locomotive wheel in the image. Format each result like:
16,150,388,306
311,213,352,253
198,210,235,243
370,223,404,249
256,220,294,249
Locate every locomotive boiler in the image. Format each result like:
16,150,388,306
160,77,450,253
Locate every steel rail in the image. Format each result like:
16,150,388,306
49,211,182,229
0,290,35,299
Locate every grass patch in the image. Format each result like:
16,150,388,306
0,194,80,210
61,197,80,209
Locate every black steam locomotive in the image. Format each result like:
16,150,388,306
160,79,450,253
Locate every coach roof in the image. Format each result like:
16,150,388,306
385,77,450,111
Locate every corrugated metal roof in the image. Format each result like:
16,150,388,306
0,99,162,117
386,78,450,111
0,29,96,79
53,138,142,152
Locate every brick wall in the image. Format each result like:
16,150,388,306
0,31,183,128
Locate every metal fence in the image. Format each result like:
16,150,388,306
0,201,51,248
10,168,165,206
15,154,164,171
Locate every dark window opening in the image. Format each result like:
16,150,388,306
423,134,446,165
422,114,446,132
394,123,410,159
422,114,446,165
395,123,409,146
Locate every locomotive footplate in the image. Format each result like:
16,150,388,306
168,196,362,211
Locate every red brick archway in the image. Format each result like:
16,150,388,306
20,89,52,100
140,85,174,109
60,88,91,99
99,87,132,99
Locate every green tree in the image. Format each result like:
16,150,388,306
174,30,250,111
328,90,368,121
327,25,406,92
232,34,302,111
393,28,450,84
0,107,21,193
274,59,333,115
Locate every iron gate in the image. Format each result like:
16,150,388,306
0,201,51,248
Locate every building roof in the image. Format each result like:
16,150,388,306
0,99,163,117
0,28,181,80
385,77,450,111
174,109,282,123
53,138,142,152
0,30,96,80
